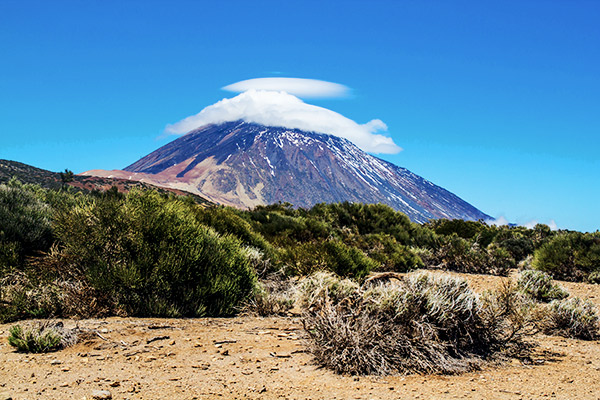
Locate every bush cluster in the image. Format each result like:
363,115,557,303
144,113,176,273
52,190,256,317
301,271,533,375
2,177,599,327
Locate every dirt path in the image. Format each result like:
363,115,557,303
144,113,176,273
1,273,600,400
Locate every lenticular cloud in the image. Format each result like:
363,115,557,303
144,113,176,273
166,90,402,154
223,77,350,98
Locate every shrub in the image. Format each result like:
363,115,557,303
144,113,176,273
281,239,378,279
8,321,77,353
532,232,600,282
0,272,62,322
52,190,256,317
322,239,379,279
243,272,295,316
540,297,599,340
433,235,514,276
196,206,276,264
0,181,53,268
517,270,569,302
478,281,538,345
301,271,530,375
297,271,359,310
348,233,423,272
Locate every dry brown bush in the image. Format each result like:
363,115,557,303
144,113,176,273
301,272,535,375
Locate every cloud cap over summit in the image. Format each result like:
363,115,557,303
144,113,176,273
166,90,402,154
223,77,350,98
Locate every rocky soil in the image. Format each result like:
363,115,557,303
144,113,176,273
1,272,600,400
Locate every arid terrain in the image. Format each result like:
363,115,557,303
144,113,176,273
2,272,600,400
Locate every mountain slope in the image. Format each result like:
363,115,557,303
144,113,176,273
116,121,489,222
0,159,212,205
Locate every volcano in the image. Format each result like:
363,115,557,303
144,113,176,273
85,120,489,223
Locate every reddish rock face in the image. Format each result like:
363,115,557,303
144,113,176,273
120,121,489,222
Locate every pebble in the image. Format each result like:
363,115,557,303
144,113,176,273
91,390,112,399
50,359,62,365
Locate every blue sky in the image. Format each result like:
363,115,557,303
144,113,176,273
1,0,598,232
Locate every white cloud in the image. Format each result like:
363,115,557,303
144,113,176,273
166,90,402,154
488,216,509,226
223,78,350,99
488,216,559,231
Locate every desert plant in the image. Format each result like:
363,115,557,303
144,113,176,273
0,181,53,268
540,297,599,340
0,272,63,322
301,271,531,375
8,321,77,353
478,281,538,346
517,270,569,302
52,189,256,317
532,232,600,282
243,272,296,316
297,271,360,310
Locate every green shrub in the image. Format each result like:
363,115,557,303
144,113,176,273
0,181,53,267
0,272,62,322
517,270,569,302
280,239,378,279
532,232,600,282
541,297,599,340
52,190,256,317
8,321,76,353
196,206,276,263
433,235,514,276
348,233,423,272
322,239,378,279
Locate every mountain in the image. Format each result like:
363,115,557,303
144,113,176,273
84,121,489,223
0,159,212,206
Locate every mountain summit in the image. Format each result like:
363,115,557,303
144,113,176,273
98,120,489,223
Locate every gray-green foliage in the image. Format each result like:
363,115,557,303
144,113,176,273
301,271,530,375
517,269,569,302
53,189,256,317
541,297,599,340
8,321,75,353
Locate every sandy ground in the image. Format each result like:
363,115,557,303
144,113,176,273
1,272,600,400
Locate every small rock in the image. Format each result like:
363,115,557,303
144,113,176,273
61,367,70,372
91,390,112,399
50,359,62,365
99,328,109,334
59,382,69,388
109,381,120,387
145,356,157,362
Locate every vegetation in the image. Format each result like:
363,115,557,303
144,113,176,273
8,321,77,353
538,297,599,340
517,270,569,302
300,271,536,375
1,177,599,374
